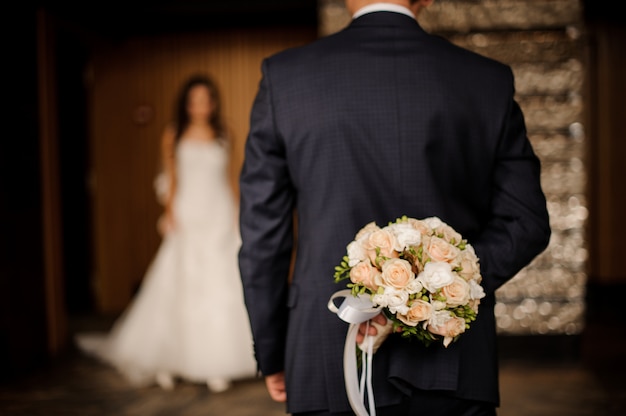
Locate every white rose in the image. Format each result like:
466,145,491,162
423,217,443,230
347,240,368,267
389,303,410,316
378,287,409,313
430,300,447,311
371,293,388,307
418,261,455,292
406,278,423,294
387,222,422,251
468,279,486,300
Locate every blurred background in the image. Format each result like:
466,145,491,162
1,0,624,413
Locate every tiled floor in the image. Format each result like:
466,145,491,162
1,285,624,415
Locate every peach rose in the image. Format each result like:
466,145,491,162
350,260,381,291
397,299,433,326
355,221,380,241
381,258,415,290
468,298,481,314
441,277,470,307
428,311,466,347
426,236,461,263
455,246,481,281
407,218,433,236
435,223,462,245
364,228,400,264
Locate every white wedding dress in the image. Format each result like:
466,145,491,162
76,138,257,389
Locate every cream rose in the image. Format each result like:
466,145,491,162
381,258,415,290
364,228,400,264
468,298,481,314
435,223,463,245
426,236,461,263
428,311,466,347
349,260,381,291
441,276,470,307
407,218,433,236
355,221,380,241
455,246,481,281
397,299,433,326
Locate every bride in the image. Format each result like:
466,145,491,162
76,74,257,393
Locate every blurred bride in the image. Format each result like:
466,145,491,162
76,74,256,393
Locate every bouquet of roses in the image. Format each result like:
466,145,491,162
333,215,485,350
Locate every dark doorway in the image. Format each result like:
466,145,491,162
56,27,93,315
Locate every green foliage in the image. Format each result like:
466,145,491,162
333,255,351,283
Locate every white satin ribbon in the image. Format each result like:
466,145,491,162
328,290,383,416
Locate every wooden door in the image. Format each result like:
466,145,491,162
89,27,317,314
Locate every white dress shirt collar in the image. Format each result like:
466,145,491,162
352,3,416,20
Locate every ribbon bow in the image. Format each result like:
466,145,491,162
328,289,383,416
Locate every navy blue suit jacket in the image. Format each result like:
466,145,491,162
239,11,551,414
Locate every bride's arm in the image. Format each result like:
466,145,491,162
158,126,177,235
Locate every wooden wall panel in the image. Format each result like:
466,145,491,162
90,27,317,313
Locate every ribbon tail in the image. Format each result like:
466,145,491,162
344,324,371,416
366,337,376,416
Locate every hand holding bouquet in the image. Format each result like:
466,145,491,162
334,215,485,349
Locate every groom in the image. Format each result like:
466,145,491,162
238,0,551,415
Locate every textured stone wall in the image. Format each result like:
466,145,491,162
318,0,587,336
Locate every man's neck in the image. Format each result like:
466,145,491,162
351,2,415,20
347,0,412,17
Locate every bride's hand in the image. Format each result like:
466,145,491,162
157,212,176,235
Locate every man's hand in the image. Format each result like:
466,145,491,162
356,313,389,345
265,371,287,402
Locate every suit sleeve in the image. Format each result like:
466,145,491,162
471,70,551,295
238,58,295,376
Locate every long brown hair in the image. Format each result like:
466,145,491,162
172,74,228,145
